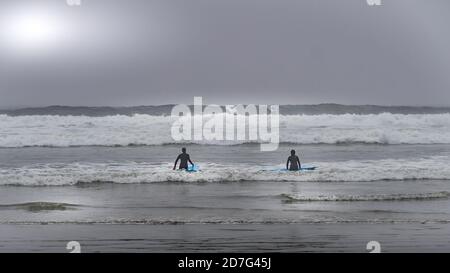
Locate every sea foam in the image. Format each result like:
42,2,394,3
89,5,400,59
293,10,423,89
0,113,450,147
1,156,450,186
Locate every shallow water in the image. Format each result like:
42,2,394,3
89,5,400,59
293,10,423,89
1,223,450,253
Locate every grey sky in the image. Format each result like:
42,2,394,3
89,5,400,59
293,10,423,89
1,0,450,107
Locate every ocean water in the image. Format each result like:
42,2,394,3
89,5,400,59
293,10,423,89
0,105,450,252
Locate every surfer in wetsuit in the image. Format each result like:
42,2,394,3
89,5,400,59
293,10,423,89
173,147,194,170
286,150,301,171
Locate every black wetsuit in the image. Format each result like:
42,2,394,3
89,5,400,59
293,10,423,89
175,153,192,170
287,155,301,171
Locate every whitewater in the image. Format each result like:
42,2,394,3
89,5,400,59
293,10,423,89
1,113,450,147
0,155,449,186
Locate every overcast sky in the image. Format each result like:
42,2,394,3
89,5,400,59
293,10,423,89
0,0,450,107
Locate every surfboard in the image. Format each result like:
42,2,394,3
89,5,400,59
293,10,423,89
186,165,199,172
268,166,317,172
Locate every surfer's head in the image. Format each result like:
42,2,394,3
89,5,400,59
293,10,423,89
291,149,296,155
182,147,186,153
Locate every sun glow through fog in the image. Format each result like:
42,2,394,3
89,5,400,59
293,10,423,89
0,8,67,53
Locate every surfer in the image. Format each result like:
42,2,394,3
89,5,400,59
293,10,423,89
286,150,301,171
173,147,195,170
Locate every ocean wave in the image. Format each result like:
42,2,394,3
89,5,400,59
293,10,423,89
0,113,450,147
0,202,79,212
1,156,450,186
280,192,450,202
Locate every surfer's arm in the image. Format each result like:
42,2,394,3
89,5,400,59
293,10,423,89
173,155,180,170
188,155,194,166
297,156,301,169
286,158,290,170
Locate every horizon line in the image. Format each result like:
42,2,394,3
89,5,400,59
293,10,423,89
2,103,450,111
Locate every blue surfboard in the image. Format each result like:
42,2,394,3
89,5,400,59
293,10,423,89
186,165,199,172
268,166,317,172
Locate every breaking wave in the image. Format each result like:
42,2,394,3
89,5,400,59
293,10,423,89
1,156,450,186
0,113,450,147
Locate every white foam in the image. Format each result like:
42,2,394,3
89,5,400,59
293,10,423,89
0,113,450,147
1,156,450,186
